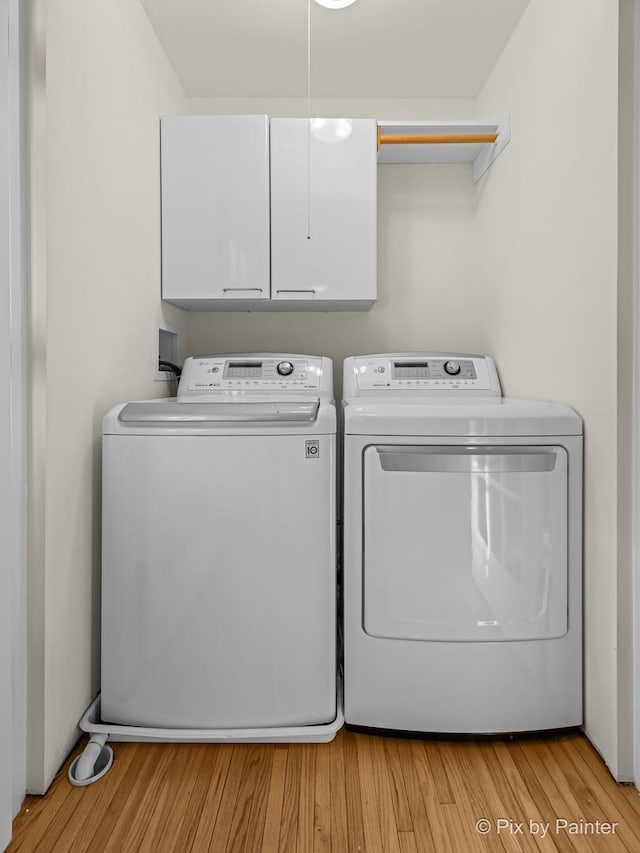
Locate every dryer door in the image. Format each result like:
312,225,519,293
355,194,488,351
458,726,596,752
363,444,568,642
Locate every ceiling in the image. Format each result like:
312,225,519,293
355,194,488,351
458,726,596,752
139,0,530,100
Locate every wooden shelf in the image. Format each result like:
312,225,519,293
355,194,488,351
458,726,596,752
376,118,511,182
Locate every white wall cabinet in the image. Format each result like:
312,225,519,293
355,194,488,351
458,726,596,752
161,116,271,309
270,118,377,310
161,115,377,311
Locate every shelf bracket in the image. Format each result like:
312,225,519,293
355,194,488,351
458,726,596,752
472,116,511,182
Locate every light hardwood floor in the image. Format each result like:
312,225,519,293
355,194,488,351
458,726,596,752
8,730,640,852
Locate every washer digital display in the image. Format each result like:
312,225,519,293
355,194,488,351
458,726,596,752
393,362,431,378
225,362,263,378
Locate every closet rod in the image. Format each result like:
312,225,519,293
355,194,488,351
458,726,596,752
377,128,498,150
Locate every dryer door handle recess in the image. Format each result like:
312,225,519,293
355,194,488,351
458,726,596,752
375,446,558,474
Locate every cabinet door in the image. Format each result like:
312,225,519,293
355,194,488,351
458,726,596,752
161,116,270,308
270,118,377,308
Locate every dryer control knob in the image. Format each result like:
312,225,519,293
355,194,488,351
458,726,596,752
277,361,295,376
444,360,461,376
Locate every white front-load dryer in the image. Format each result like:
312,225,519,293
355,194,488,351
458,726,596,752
101,354,337,736
342,353,583,734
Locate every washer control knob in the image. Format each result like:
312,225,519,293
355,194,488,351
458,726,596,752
444,360,461,376
277,361,295,376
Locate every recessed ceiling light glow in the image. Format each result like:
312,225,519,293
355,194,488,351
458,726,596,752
314,0,358,9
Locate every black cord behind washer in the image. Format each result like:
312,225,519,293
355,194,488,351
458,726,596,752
158,359,183,380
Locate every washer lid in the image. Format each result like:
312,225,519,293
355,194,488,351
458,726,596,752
119,399,320,426
344,398,582,437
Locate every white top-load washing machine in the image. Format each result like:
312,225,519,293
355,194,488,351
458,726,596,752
101,354,338,738
343,353,583,734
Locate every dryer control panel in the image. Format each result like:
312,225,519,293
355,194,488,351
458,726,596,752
347,353,501,397
178,354,329,400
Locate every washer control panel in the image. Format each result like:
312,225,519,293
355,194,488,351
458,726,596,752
184,357,323,391
353,354,498,393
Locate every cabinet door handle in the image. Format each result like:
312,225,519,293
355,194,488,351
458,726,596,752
222,288,264,294
275,289,316,296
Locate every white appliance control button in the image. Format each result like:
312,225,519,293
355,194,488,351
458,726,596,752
444,360,461,375
277,361,294,376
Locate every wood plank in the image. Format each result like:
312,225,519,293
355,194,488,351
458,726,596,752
187,744,234,853
512,739,600,853
278,745,301,853
383,739,413,832
206,745,247,852
297,744,316,853
224,744,256,853
447,742,503,850
261,749,287,853
398,829,419,853
467,741,536,853
168,743,225,850
412,742,457,853
369,736,401,853
437,741,497,853
356,734,385,852
394,740,439,853
225,743,268,853
136,743,207,852
506,741,581,853
313,745,331,853
424,742,454,805
108,743,179,853
491,742,563,853
620,785,640,822
342,730,366,853
241,746,273,853
465,742,538,853
328,734,348,853
98,744,173,853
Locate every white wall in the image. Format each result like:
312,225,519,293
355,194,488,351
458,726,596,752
8,0,28,820
187,97,477,121
0,0,26,841
27,0,188,792
183,2,622,775
474,0,620,775
618,0,635,785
